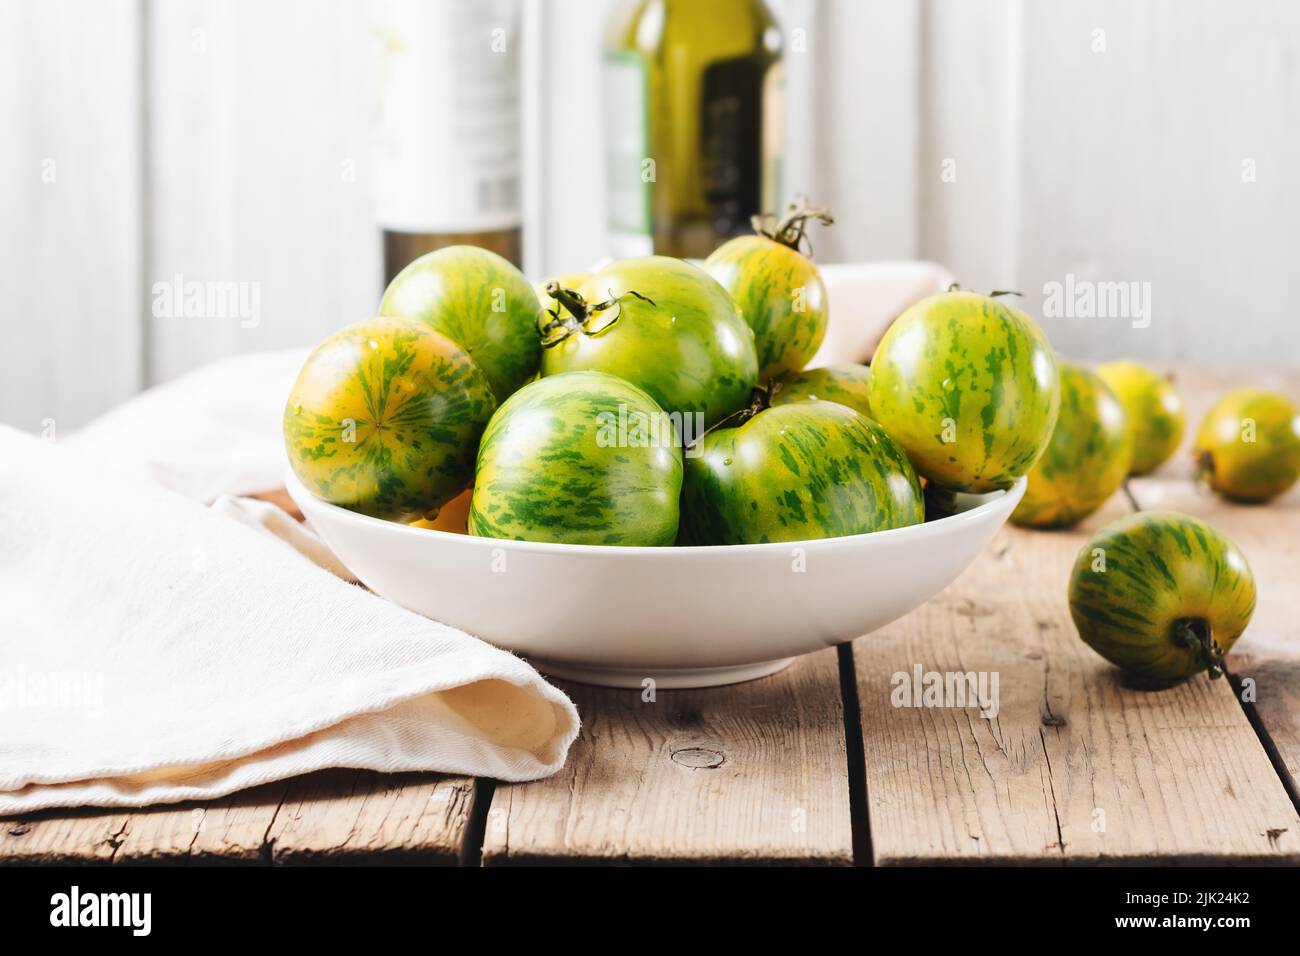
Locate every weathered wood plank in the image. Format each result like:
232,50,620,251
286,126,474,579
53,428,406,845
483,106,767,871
0,781,287,865
266,771,474,866
482,650,853,865
854,493,1300,864
0,770,479,865
0,810,133,865
110,782,288,864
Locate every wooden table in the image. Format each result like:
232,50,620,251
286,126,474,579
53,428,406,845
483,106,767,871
4,369,1299,866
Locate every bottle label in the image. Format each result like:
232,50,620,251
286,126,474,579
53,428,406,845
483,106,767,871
700,55,770,240
603,50,654,257
373,0,521,233
762,61,785,215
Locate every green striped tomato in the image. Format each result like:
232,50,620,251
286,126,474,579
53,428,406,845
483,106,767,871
1069,511,1256,683
284,317,496,520
539,256,758,427
1194,388,1300,502
679,398,923,545
468,371,683,546
1095,361,1185,476
704,235,827,382
772,364,872,417
867,290,1060,493
1011,362,1131,529
379,245,542,402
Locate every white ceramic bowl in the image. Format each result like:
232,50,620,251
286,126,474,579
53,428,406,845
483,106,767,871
286,470,1025,688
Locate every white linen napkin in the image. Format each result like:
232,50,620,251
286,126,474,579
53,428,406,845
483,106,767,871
63,349,313,503
0,418,580,813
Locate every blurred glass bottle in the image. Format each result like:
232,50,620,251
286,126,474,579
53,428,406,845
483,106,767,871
373,0,523,282
604,0,784,260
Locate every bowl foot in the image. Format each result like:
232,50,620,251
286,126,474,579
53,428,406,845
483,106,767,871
533,657,795,690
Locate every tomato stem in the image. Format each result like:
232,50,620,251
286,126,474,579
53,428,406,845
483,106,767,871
545,283,589,321
751,197,833,255
685,384,776,453
537,312,573,348
1192,449,1217,497
1173,617,1224,679
541,285,655,345
945,283,1024,299
725,384,774,428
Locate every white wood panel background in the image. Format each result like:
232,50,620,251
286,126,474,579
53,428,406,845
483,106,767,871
145,0,378,384
2,0,1298,433
0,0,144,434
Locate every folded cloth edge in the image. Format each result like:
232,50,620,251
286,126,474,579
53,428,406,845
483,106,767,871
0,676,581,813
1,661,580,793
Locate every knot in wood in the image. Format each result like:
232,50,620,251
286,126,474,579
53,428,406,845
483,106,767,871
670,747,726,769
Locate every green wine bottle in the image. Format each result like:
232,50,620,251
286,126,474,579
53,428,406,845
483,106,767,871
603,0,784,259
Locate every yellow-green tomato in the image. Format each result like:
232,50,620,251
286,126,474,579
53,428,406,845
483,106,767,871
469,371,682,546
1095,361,1185,475
539,256,758,427
1194,388,1300,502
379,245,542,402
771,364,872,417
1011,362,1131,529
867,290,1061,493
679,400,923,545
1069,511,1256,683
704,234,827,383
284,318,497,520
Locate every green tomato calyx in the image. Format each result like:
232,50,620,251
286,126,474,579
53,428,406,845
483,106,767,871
686,385,777,457
946,282,1023,299
1195,448,1216,487
1173,617,1224,679
750,197,834,255
538,284,655,348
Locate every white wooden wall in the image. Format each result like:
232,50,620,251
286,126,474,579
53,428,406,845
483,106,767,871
144,0,378,385
3,0,1298,433
0,0,145,433
922,0,1300,370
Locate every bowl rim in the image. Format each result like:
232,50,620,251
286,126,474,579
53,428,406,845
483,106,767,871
285,468,1026,558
